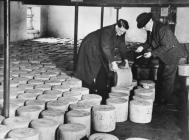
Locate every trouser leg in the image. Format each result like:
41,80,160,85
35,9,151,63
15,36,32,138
156,61,177,103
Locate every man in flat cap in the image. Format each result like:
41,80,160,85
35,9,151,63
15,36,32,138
135,12,188,106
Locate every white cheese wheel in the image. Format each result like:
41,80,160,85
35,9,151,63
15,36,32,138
41,109,64,124
46,100,69,112
129,100,153,123
27,79,44,85
106,98,128,122
25,99,46,109
19,72,34,79
81,94,102,105
69,103,91,112
8,128,39,140
34,74,49,81
92,105,116,132
65,78,82,88
30,118,59,140
134,88,155,101
12,77,30,84
109,92,129,100
2,116,31,129
139,80,155,89
77,100,98,107
34,84,51,91
9,103,20,117
111,86,131,95
46,68,61,74
66,110,91,136
133,95,154,104
178,64,189,76
10,79,20,87
24,89,43,95
0,125,11,139
42,71,57,77
126,138,150,140
37,94,57,102
43,90,62,98
43,64,56,69
57,97,79,105
44,80,61,86
63,91,82,100
10,99,25,106
17,93,37,100
115,67,133,87
49,75,67,82
17,84,33,90
52,85,70,92
58,123,87,140
16,105,42,120
89,133,119,140
70,87,89,96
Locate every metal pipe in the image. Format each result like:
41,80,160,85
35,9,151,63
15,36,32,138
101,6,104,28
73,5,79,71
3,0,10,118
116,8,119,21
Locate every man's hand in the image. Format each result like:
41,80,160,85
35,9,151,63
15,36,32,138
135,46,144,53
144,52,152,58
111,61,119,72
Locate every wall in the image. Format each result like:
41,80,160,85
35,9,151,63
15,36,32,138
47,6,150,42
0,2,48,44
175,7,189,43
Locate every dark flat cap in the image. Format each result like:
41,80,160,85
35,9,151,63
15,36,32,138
136,12,152,28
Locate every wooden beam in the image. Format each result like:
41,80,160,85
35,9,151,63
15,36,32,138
21,0,189,7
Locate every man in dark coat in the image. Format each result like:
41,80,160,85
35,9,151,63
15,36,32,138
136,12,188,105
75,19,129,103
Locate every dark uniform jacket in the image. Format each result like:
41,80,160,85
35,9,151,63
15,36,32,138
147,22,187,65
75,24,126,85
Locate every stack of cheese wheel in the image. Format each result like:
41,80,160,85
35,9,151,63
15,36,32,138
115,66,133,87
109,92,129,100
52,85,70,93
0,125,11,139
34,84,51,91
106,98,128,122
43,90,62,98
126,138,150,140
70,87,89,96
66,110,91,136
25,99,46,109
41,109,65,124
8,128,39,140
2,116,31,129
46,100,69,112
17,93,38,100
81,94,102,105
92,105,116,132
58,123,87,140
178,64,189,76
16,105,42,120
134,88,155,102
69,103,91,113
111,86,131,95
63,91,82,100
58,97,79,105
129,100,153,123
24,89,43,95
30,118,59,140
36,94,57,102
89,133,119,140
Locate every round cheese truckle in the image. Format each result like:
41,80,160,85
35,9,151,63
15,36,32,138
106,98,129,122
41,109,65,124
178,64,189,76
0,125,11,139
70,87,89,96
30,118,59,140
8,128,39,140
129,100,153,124
66,110,91,136
63,91,82,101
111,86,131,95
81,94,102,105
134,88,155,101
46,100,69,112
2,116,31,129
25,99,46,109
89,133,119,140
58,123,87,140
69,103,91,113
109,92,129,100
92,105,116,132
57,96,79,105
